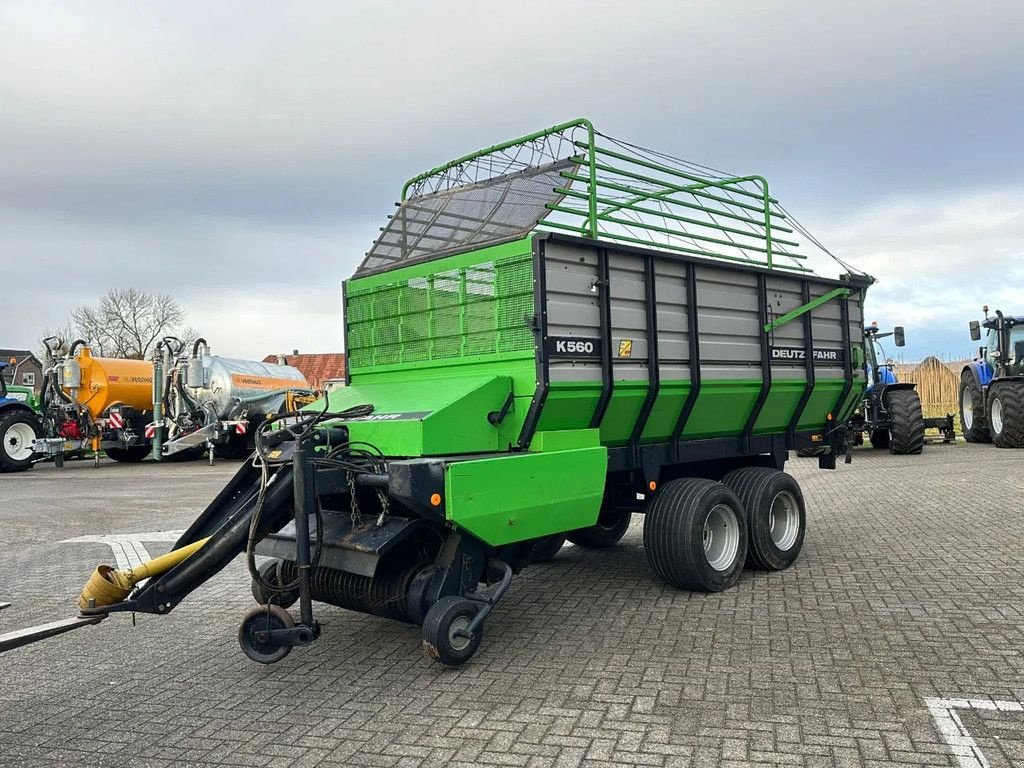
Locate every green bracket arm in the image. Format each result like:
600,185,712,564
763,287,852,333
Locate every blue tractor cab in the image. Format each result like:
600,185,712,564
961,308,1024,447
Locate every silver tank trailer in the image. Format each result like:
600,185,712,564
182,356,310,421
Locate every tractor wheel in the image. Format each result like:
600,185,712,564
106,446,151,463
886,389,925,455
722,467,805,571
530,535,566,563
960,371,990,443
642,478,747,592
567,509,631,548
988,382,1024,448
868,429,890,450
0,411,41,472
421,596,483,666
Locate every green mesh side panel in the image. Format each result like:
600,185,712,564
347,252,535,370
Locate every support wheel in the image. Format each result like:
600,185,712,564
567,510,631,548
421,596,482,666
722,467,806,570
251,559,300,608
0,411,41,472
107,446,150,463
642,479,747,592
886,389,924,454
868,429,890,450
238,604,294,664
960,371,990,443
530,535,566,563
989,381,1024,448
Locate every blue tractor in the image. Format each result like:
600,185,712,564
961,307,1024,448
0,361,44,472
853,323,926,453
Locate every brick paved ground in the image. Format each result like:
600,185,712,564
1,444,1022,767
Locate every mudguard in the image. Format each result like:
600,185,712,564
963,360,993,391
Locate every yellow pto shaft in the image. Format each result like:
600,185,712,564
78,537,210,610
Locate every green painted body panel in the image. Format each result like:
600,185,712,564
640,382,690,442
535,383,598,432
445,446,607,546
599,381,648,445
321,374,519,455
681,380,761,439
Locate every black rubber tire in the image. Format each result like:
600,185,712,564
106,445,151,463
216,437,252,460
960,371,990,443
642,478,747,592
238,604,294,664
530,535,566,563
989,381,1024,448
795,448,824,458
868,429,890,450
421,596,482,667
567,509,631,548
0,410,42,472
886,389,925,455
721,467,806,571
251,559,300,608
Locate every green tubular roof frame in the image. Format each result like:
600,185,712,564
391,118,827,273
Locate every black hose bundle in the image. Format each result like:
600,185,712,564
245,401,380,597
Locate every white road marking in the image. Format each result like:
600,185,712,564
925,696,1024,768
61,530,186,570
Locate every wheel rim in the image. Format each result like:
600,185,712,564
447,615,472,651
962,387,974,430
4,422,35,461
768,490,801,551
703,503,740,572
991,396,1003,435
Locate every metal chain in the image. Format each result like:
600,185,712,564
347,471,360,525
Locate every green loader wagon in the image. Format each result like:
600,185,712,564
48,120,873,666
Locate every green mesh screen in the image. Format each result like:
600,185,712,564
347,251,535,370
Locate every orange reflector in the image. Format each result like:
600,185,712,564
430,493,442,507
826,412,833,420
648,481,657,491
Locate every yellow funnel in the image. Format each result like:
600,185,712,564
78,537,210,610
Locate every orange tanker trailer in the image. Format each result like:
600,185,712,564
34,340,156,464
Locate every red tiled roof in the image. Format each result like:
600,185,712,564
262,353,345,390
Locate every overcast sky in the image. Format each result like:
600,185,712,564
2,1,1022,361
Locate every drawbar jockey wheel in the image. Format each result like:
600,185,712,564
238,604,295,664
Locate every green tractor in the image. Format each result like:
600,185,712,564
2,120,875,665
0,361,43,472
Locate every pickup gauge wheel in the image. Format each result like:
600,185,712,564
238,604,294,664
422,596,482,666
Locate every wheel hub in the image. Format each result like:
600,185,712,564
962,388,974,430
447,615,472,651
4,423,35,462
703,504,740,572
768,491,800,551
991,396,1003,434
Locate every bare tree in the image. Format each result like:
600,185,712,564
66,289,197,359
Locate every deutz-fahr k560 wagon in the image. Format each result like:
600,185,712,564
3,119,872,666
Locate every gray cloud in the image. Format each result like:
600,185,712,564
1,1,1022,358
